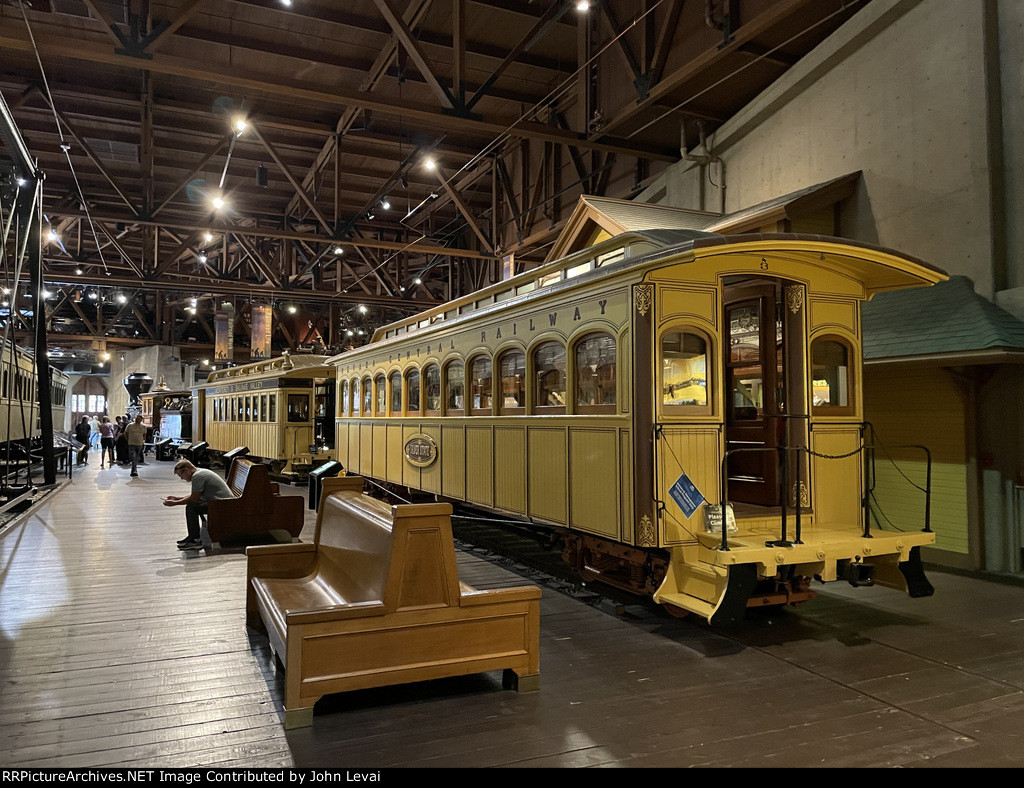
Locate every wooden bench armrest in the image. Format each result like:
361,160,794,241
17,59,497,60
285,600,386,625
459,584,542,606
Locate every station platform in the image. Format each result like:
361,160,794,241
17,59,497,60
1,458,1023,768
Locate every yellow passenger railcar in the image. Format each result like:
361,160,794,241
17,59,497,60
0,342,68,444
195,353,335,477
329,227,945,624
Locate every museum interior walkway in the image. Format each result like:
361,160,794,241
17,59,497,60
1,457,1023,768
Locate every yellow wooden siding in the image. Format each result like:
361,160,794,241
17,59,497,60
465,426,494,507
527,427,568,524
441,425,466,499
371,423,388,480
809,426,863,525
620,429,633,543
358,422,373,477
569,428,620,538
386,424,404,483
494,427,527,514
418,424,442,494
657,427,722,545
401,424,421,490
809,298,858,334
863,366,969,554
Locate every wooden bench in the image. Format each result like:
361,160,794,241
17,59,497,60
201,458,304,548
245,475,542,728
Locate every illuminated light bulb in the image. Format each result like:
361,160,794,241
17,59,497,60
204,232,214,243
47,229,59,243
288,305,297,314
346,330,354,336
202,359,210,366
358,304,368,314
211,195,226,210
234,118,248,135
199,252,208,263
576,0,589,10
414,278,422,285
75,267,83,275
116,294,127,304
334,246,344,255
381,199,390,210
423,156,436,171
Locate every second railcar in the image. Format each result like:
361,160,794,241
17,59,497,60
330,227,945,624
194,353,336,477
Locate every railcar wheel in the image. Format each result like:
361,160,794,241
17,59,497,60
663,603,690,619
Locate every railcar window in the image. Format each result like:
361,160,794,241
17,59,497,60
375,375,386,416
407,370,420,414
261,395,267,422
498,350,525,415
469,356,492,415
812,338,852,411
237,397,244,421
341,379,350,416
352,378,360,416
288,394,309,422
661,331,710,410
269,394,276,422
534,341,566,414
445,362,465,415
424,364,441,414
389,371,403,415
575,333,617,414
362,376,372,415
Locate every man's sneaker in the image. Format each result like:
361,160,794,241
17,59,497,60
176,536,193,546
177,539,202,550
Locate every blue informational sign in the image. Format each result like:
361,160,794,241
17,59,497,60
669,472,706,519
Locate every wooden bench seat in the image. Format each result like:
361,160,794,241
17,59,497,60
246,475,541,728
202,458,304,546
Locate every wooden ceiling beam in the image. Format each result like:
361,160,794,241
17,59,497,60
0,30,677,161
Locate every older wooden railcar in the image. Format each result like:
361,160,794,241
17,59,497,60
329,229,945,624
194,353,335,477
0,342,68,444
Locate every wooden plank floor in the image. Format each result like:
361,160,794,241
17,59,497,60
2,458,1024,767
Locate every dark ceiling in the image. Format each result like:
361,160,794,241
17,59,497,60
0,0,869,364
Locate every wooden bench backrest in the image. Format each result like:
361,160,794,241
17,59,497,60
226,457,256,497
315,476,460,612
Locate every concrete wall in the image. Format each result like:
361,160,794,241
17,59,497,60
640,0,1006,299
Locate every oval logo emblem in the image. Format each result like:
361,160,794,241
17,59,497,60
404,434,438,468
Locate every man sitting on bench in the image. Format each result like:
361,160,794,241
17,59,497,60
163,459,234,552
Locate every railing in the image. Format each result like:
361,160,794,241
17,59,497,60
714,420,933,552
862,421,933,537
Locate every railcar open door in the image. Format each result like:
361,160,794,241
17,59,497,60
723,278,806,507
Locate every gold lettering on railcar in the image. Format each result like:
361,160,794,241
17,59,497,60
404,434,438,468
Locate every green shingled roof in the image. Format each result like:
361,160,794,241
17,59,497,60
863,276,1024,360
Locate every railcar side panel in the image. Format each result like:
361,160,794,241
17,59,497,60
809,427,864,524
441,425,466,499
569,427,621,539
657,426,722,545
527,427,567,524
494,426,527,515
465,426,494,508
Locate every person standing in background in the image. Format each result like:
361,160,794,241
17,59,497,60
125,414,147,477
98,416,116,468
74,416,91,465
88,414,101,450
